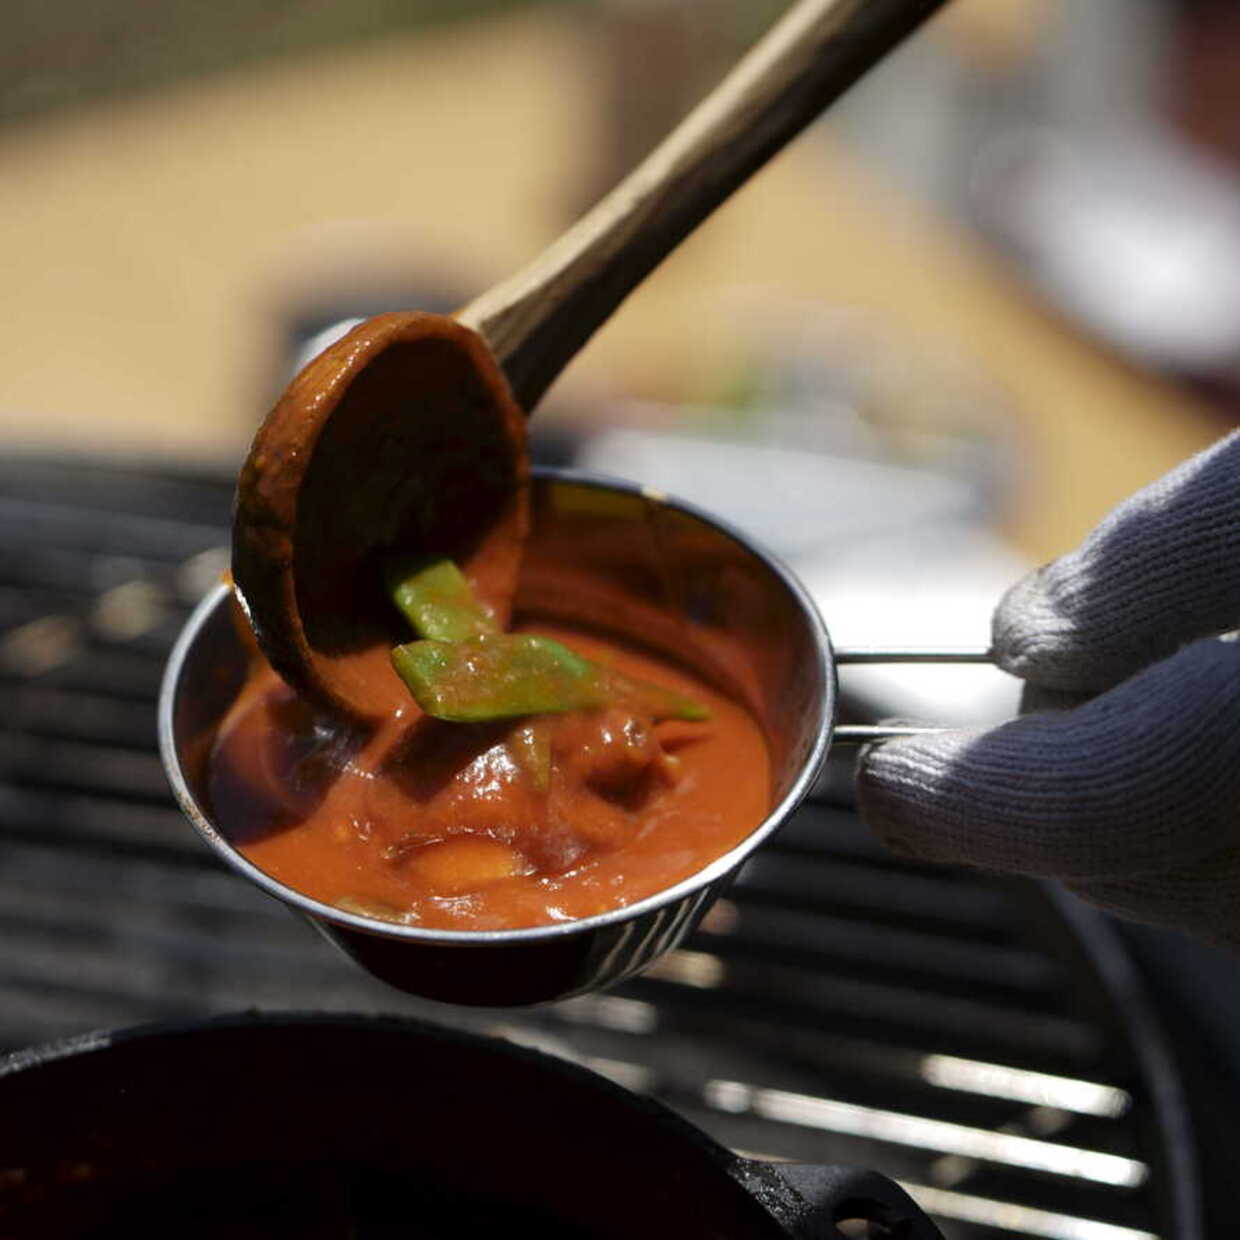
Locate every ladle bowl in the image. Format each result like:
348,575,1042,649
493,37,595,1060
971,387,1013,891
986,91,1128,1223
233,313,529,720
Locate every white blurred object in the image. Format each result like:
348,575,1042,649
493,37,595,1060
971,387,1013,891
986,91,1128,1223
579,427,982,559
294,317,364,373
975,126,1240,372
578,426,1025,728
800,524,1024,727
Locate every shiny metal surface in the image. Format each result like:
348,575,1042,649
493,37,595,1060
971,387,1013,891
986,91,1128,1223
833,724,958,745
834,647,994,664
159,469,835,1005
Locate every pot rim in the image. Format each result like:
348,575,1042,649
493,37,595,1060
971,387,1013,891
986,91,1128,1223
0,1009,680,1123
0,1009,741,1175
157,466,836,947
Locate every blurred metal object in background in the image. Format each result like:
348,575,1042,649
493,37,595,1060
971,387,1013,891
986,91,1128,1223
575,304,1026,727
972,125,1240,375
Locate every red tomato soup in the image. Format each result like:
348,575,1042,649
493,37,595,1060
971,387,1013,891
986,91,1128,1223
207,618,772,930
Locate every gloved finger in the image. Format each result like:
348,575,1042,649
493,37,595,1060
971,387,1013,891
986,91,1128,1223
992,430,1240,694
855,635,1240,882
1018,683,1092,714
1067,847,1240,954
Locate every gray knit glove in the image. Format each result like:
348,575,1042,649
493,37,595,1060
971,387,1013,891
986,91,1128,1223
857,431,1240,951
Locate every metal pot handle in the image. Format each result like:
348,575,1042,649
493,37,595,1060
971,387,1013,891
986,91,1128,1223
764,1161,945,1238
830,645,997,746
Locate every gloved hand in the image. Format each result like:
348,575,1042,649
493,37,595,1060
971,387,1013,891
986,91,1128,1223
857,430,1240,951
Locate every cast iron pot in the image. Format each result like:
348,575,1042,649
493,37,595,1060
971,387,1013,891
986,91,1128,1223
0,1012,941,1239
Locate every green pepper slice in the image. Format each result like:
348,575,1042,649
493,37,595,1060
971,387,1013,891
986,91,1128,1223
387,555,499,642
391,633,709,724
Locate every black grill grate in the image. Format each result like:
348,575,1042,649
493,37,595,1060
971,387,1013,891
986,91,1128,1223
0,456,1197,1240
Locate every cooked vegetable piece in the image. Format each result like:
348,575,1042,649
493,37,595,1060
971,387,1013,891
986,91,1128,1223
407,836,525,894
391,633,709,723
509,718,553,791
609,671,712,723
334,895,406,922
386,555,498,642
392,634,604,721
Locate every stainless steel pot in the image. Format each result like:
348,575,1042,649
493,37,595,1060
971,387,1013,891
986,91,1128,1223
160,469,836,1005
162,467,992,1007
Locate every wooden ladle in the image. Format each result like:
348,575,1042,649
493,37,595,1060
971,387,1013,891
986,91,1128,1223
233,0,947,721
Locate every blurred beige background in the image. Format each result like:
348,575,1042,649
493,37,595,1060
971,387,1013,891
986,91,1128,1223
0,0,1226,561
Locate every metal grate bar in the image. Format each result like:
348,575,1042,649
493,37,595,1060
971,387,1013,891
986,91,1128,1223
740,844,1016,929
0,458,1193,1240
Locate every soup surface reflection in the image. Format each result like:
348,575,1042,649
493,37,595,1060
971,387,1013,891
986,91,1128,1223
208,618,771,930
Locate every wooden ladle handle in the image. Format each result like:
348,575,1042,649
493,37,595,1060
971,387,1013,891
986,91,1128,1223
459,0,947,411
